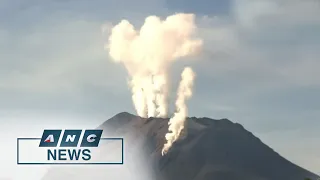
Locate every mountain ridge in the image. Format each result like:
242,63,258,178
101,112,319,180
42,112,320,180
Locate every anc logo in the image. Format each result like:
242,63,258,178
39,129,103,147
17,129,124,165
39,129,103,162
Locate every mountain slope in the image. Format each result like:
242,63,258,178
42,112,319,180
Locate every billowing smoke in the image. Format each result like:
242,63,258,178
106,13,202,156
107,13,202,118
162,67,195,155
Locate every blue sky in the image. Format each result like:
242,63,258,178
0,0,319,179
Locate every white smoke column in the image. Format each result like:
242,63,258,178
107,14,202,118
162,67,195,155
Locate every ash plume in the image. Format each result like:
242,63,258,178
162,67,195,155
106,13,202,118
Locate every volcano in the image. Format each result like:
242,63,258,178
42,112,319,180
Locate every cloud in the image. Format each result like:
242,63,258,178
196,0,320,89
1,20,113,90
4,0,318,99
187,2,320,173
0,0,171,118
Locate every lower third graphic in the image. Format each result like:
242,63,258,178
17,129,124,165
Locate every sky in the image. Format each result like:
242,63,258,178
0,0,320,179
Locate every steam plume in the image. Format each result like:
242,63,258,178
162,67,195,155
107,14,202,118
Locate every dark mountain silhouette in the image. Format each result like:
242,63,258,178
42,112,319,180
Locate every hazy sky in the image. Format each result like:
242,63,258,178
0,0,319,179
